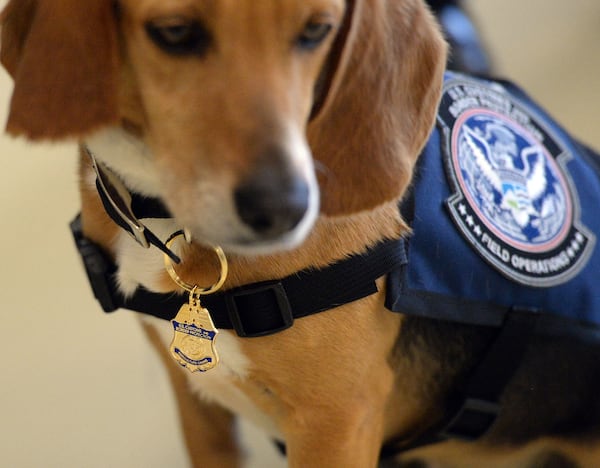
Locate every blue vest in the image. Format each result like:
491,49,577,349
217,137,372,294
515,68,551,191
386,72,600,339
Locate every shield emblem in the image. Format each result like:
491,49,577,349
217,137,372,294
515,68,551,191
169,304,219,373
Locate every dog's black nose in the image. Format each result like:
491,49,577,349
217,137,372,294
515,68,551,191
234,164,310,238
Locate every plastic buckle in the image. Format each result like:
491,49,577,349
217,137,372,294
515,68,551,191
226,282,294,338
439,397,500,441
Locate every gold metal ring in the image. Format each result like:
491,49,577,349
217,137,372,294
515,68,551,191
163,233,228,295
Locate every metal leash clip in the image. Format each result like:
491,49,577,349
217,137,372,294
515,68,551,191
86,146,181,263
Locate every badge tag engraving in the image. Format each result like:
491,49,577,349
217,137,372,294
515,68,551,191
170,296,219,373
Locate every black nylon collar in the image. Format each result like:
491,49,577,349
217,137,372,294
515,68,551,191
71,214,407,337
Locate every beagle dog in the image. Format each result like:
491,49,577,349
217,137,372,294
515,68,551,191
3,1,600,467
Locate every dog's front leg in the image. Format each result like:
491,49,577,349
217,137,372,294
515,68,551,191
142,322,241,468
263,289,401,468
279,337,395,466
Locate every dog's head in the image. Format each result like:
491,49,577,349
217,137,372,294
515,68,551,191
1,0,446,253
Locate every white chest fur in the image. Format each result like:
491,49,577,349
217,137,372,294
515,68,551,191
143,315,283,440
114,226,283,441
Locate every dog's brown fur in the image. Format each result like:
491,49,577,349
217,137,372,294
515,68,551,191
3,1,600,467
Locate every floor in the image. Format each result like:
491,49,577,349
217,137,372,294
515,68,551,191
1,1,599,467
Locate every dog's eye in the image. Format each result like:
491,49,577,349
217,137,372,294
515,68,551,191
296,21,333,50
145,18,211,56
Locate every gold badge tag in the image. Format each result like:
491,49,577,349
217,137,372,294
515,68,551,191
170,294,219,373
163,232,228,373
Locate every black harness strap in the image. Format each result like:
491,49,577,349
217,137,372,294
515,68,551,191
71,215,407,338
379,307,540,458
439,307,539,440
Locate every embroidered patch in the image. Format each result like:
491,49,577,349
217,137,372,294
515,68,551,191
439,77,594,286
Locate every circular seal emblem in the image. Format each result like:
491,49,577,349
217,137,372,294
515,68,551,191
439,76,593,286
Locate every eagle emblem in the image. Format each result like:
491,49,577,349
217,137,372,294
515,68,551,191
440,75,593,286
456,113,570,249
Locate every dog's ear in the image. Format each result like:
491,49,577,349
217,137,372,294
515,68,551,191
1,0,120,140
308,0,447,216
